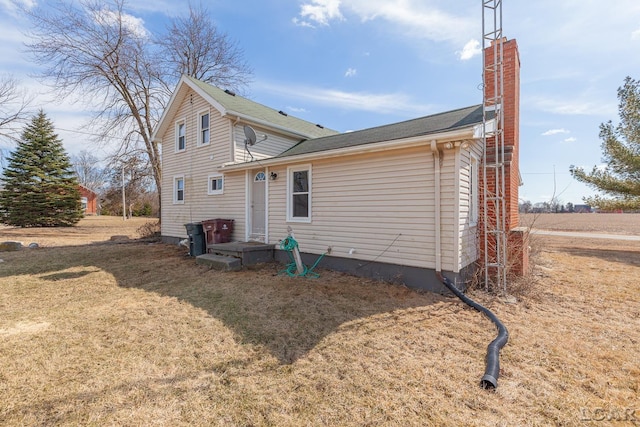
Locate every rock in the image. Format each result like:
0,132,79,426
0,241,23,252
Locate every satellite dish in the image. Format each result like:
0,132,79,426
243,125,257,146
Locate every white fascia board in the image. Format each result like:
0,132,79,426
220,126,478,172
153,75,228,144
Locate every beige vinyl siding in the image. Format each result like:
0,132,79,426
161,88,245,238
232,124,300,163
439,149,457,271
267,146,442,269
457,141,482,270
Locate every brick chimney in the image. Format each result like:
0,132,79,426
483,37,520,229
482,38,528,276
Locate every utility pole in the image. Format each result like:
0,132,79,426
121,164,126,221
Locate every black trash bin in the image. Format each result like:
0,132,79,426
184,223,206,256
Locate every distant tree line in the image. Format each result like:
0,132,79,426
519,201,594,214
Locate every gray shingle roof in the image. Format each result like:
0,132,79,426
276,104,484,158
186,76,339,139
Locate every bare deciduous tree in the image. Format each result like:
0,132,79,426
0,74,30,140
157,3,252,92
72,150,109,193
102,151,157,218
22,0,252,215
0,74,30,166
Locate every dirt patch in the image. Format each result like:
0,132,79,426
0,321,51,336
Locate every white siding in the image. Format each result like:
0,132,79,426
232,124,301,163
440,149,457,271
160,88,245,239
267,147,443,269
457,141,482,270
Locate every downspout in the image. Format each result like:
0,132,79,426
431,140,508,390
430,140,441,272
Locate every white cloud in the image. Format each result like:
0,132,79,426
563,137,577,143
293,0,343,27
459,39,481,60
542,128,570,136
92,8,148,39
0,0,35,14
256,81,435,116
286,106,308,113
294,0,475,44
530,96,616,116
633,28,640,40
345,68,357,77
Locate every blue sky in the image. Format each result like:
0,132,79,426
1,0,640,205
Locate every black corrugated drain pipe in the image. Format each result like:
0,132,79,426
437,272,509,390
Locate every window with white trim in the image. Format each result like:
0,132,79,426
469,155,479,225
198,110,210,145
208,173,224,195
176,120,186,151
173,176,185,204
287,165,311,222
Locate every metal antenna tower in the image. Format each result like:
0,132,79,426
482,0,507,293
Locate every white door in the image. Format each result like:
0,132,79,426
250,170,266,241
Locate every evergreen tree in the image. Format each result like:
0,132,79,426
0,110,82,226
570,76,640,210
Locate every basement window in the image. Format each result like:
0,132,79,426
287,164,311,222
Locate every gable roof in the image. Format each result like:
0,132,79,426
152,76,338,142
276,104,484,158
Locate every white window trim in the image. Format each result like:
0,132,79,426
198,109,211,146
207,173,224,195
173,175,185,204
175,119,186,152
469,154,479,226
286,164,312,223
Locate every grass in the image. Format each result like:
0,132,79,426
0,216,639,425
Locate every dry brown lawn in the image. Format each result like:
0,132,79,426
0,216,639,426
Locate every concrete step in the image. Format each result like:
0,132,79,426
206,242,275,266
196,253,242,271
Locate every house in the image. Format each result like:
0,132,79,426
574,204,592,213
153,39,522,292
78,184,98,216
